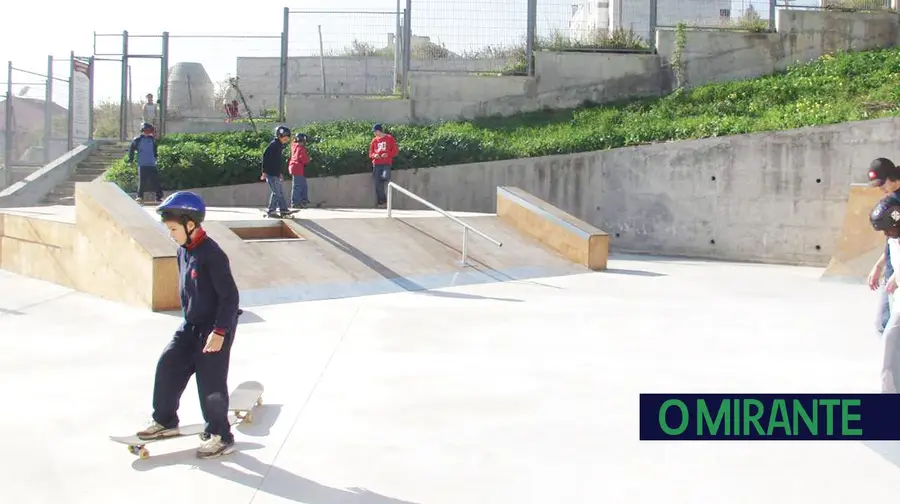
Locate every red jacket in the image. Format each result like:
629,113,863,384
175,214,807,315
369,134,399,166
288,143,310,177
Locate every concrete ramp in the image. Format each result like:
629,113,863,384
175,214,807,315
822,184,885,282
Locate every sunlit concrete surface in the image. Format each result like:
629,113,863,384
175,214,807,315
0,254,897,504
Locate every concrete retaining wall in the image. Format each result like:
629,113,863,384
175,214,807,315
0,142,96,207
197,8,898,128
188,116,900,267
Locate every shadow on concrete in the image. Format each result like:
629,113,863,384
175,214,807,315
237,309,266,324
604,268,667,278
0,307,24,316
235,404,282,438
131,443,420,504
863,440,900,468
295,219,522,303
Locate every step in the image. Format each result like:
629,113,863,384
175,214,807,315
77,162,114,170
71,173,103,183
75,169,108,178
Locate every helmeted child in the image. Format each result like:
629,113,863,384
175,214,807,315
288,133,311,209
136,191,241,459
870,196,900,392
127,122,164,204
866,158,900,334
260,125,292,218
368,123,399,209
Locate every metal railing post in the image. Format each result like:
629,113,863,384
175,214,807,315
88,56,95,141
769,0,777,32
649,0,658,53
461,228,469,266
44,55,53,164
119,30,129,141
526,0,537,76
3,61,12,188
387,183,393,218
279,7,289,122
402,1,412,98
67,51,75,150
160,31,169,138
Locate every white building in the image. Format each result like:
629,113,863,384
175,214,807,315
569,0,735,42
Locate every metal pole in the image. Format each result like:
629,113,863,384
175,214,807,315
526,0,536,76
44,55,53,163
4,62,12,188
402,3,411,98
768,0,777,32
649,0,658,53
387,184,393,218
67,51,75,150
461,228,469,266
88,56,94,141
120,30,129,141
160,31,169,138
279,7,288,122
317,25,327,95
394,0,401,92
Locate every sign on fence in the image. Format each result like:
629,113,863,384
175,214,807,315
71,58,91,144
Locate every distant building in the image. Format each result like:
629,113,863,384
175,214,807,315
569,0,735,41
0,97,68,164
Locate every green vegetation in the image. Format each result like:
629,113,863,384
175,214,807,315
105,47,900,192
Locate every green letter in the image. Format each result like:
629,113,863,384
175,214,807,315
767,400,792,436
742,399,765,435
698,399,730,436
659,399,689,435
793,399,817,435
819,399,840,435
841,399,862,436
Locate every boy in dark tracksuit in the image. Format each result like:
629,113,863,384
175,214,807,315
128,122,164,203
866,158,900,334
136,191,241,459
260,125,292,218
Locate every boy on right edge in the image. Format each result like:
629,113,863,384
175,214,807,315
869,196,900,392
368,123,399,209
866,157,900,334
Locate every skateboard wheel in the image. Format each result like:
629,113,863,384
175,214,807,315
128,445,138,455
139,447,150,459
244,413,253,424
256,397,263,407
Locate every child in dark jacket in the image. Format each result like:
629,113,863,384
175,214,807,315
135,191,241,459
289,133,311,209
127,122,163,203
260,125,292,218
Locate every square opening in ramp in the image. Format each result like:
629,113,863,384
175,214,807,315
222,220,305,243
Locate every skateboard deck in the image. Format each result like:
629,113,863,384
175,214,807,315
110,380,264,459
262,209,299,218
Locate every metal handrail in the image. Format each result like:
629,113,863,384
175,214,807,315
386,181,502,266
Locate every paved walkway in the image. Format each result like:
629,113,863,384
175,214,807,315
0,255,896,503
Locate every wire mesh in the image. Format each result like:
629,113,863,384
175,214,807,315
283,10,403,96
778,0,893,10
166,34,283,123
656,0,773,30
410,0,529,74
538,0,654,51
2,66,63,175
92,34,127,139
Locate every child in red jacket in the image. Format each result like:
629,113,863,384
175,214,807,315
368,123,399,208
289,133,311,209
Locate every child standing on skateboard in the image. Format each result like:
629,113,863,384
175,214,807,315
136,191,241,459
260,125,292,218
289,132,311,209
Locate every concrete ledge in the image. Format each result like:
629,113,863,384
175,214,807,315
496,186,608,271
0,142,96,207
822,184,885,283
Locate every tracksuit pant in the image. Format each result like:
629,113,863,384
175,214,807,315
137,165,163,201
151,321,235,442
373,164,391,205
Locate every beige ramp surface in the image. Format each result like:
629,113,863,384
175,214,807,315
823,184,886,282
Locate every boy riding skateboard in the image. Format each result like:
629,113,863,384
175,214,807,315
135,191,241,459
869,195,900,392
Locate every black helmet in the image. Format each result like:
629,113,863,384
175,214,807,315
141,122,154,132
274,125,291,138
870,196,900,232
294,132,307,142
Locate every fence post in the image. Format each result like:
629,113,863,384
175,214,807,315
402,1,412,99
769,0,777,32
160,31,169,138
68,51,76,151
4,61,12,188
119,30,129,141
279,6,289,122
88,56,95,141
649,0,658,53
45,55,53,164
394,0,401,93
526,0,537,76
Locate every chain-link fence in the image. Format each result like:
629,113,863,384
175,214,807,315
1,54,89,188
778,0,894,11
284,9,404,97
656,0,774,31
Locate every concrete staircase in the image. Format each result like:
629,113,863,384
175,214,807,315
41,141,130,205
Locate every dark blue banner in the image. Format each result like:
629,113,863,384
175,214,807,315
639,394,900,440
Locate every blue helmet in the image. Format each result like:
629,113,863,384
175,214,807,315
156,191,206,224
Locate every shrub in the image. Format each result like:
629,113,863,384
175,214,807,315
105,47,900,192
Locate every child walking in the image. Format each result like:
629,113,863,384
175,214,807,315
289,133,311,209
867,158,900,334
260,125,292,218
136,191,241,459
368,123,399,209
127,122,164,204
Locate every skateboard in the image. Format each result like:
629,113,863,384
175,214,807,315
109,380,264,459
262,209,299,219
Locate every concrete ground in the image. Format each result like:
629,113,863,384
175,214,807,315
1,254,898,503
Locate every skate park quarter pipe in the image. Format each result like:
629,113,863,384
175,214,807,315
822,184,885,283
496,186,609,271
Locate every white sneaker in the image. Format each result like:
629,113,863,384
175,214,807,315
136,420,177,440
196,434,235,459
